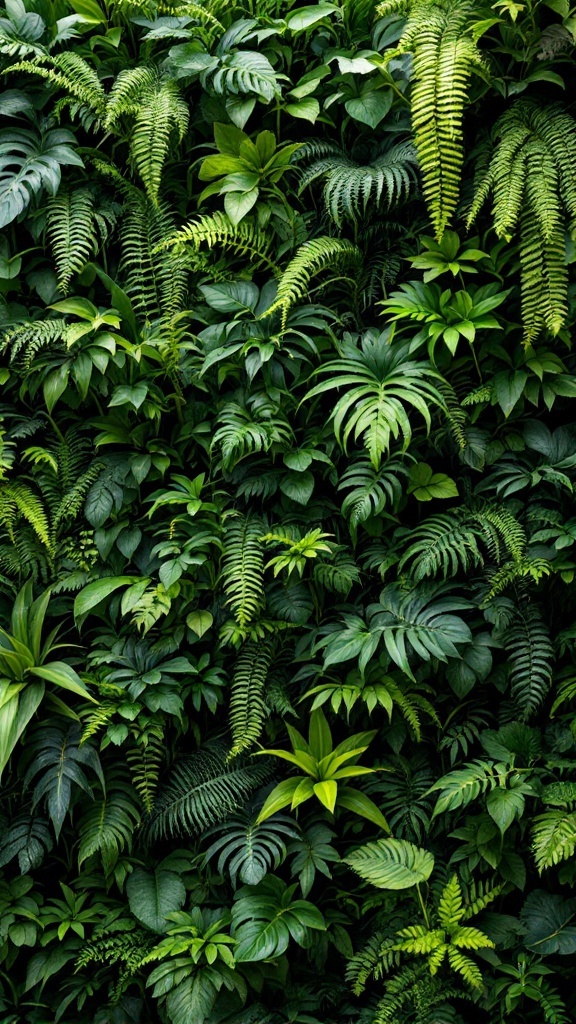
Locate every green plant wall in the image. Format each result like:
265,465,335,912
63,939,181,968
1,1,576,1022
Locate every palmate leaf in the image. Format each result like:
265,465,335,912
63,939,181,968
344,837,434,890
0,810,52,873
24,723,103,839
231,875,325,961
306,331,446,468
0,126,83,228
521,891,576,955
368,582,472,679
203,810,297,888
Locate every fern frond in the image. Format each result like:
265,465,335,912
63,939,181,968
503,605,553,719
126,732,165,815
467,100,576,339
0,482,51,551
299,139,419,227
399,512,483,581
120,189,187,321
262,238,362,328
531,810,576,872
104,68,188,202
147,745,275,840
7,53,107,119
156,211,277,272
229,639,273,758
377,0,488,240
221,514,265,630
46,187,98,293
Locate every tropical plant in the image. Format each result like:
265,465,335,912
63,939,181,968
1,2,576,1023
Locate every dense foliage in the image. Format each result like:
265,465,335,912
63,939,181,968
1,0,576,1021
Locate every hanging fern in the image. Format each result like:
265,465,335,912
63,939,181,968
146,745,276,840
6,52,107,121
47,186,118,294
126,721,165,814
376,0,488,240
503,605,554,720
262,237,362,328
104,67,189,203
221,514,265,631
229,638,273,758
467,100,576,339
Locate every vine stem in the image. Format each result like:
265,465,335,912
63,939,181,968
416,883,430,930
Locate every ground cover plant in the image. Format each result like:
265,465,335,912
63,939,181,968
1,0,576,1021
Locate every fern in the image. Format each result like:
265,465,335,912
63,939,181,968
297,137,419,227
503,605,553,720
46,187,98,293
229,639,273,758
399,512,483,581
262,238,362,328
7,53,107,120
0,481,52,552
147,744,275,840
376,0,488,239
467,101,576,339
105,68,189,203
119,188,187,322
532,810,576,872
156,211,277,272
221,514,265,631
77,778,141,875
77,924,155,1001
126,720,165,814
212,398,293,471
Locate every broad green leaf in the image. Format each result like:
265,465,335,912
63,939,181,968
127,868,186,933
344,838,434,889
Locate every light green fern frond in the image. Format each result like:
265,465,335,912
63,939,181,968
0,482,51,551
156,211,277,272
7,52,107,120
105,68,189,202
467,100,576,339
221,514,265,630
47,186,98,294
377,0,488,240
532,810,576,872
262,237,362,329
